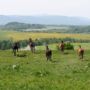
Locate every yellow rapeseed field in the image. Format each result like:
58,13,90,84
7,32,90,41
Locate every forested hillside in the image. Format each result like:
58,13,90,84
0,22,90,33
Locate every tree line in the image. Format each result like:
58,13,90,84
0,38,90,50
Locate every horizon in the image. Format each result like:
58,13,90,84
0,0,90,18
0,15,90,20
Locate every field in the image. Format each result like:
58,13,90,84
0,43,90,90
0,30,90,41
37,43,90,50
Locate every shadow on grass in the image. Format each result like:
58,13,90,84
64,52,69,55
32,70,50,77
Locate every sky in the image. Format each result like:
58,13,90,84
0,0,90,18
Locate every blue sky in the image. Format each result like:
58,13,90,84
0,0,90,18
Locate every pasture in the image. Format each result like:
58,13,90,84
0,43,90,90
36,43,90,50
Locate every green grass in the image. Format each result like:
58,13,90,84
0,30,9,40
0,44,90,90
37,43,90,50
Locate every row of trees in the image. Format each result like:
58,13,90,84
0,38,90,50
0,40,28,50
1,22,90,33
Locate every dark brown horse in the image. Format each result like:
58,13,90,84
12,42,20,56
29,38,35,53
45,45,52,61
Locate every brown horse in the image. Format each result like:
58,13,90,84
78,45,84,60
45,45,52,61
29,38,35,53
12,42,19,56
59,41,65,53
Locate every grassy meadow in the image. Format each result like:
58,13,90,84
0,43,90,90
37,43,90,50
0,30,90,89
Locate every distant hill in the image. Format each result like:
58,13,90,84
0,22,90,33
0,15,90,25
0,22,45,30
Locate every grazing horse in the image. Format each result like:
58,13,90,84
12,42,19,56
45,45,52,61
78,45,84,60
60,41,65,53
29,38,35,53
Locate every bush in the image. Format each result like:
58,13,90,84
56,42,74,50
0,40,12,50
65,42,74,50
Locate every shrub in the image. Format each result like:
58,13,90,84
65,42,74,50
56,42,74,50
